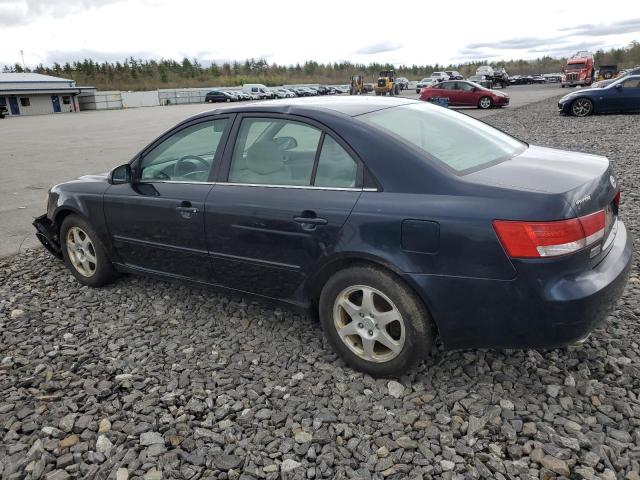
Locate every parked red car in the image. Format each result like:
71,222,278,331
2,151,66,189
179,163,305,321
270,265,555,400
419,80,509,109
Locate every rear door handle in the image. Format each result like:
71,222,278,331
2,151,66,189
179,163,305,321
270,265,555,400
293,216,327,225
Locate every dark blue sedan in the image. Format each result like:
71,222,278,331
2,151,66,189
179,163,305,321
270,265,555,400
33,97,632,376
559,75,640,116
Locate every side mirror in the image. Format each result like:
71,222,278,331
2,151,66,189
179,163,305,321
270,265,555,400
274,136,298,150
471,87,478,92
108,164,132,185
615,83,623,90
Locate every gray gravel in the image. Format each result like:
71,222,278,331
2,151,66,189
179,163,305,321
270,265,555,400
2,96,640,479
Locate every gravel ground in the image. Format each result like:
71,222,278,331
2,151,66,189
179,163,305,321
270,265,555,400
2,97,640,480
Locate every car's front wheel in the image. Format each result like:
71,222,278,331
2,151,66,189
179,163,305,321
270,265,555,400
60,214,118,287
319,264,433,377
478,96,493,109
571,98,593,117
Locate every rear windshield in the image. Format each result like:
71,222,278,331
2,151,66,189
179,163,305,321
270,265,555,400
359,103,526,174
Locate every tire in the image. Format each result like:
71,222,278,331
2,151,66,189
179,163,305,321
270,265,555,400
478,96,493,109
319,264,434,377
571,98,593,117
416,89,420,94
60,214,119,287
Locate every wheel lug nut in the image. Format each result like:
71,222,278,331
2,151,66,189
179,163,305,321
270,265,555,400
358,323,363,328
368,330,373,336
359,313,364,317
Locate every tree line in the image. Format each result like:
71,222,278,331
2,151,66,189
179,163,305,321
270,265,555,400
3,41,639,91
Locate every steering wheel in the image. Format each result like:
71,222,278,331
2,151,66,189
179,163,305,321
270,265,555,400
175,155,209,177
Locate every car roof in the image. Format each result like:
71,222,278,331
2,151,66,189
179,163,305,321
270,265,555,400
190,96,418,118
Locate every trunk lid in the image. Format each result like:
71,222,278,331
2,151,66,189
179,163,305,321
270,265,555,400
466,145,617,213
466,145,620,262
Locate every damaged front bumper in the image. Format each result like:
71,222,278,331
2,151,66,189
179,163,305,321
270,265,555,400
32,214,62,259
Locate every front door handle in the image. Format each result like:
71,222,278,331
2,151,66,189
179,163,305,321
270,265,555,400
176,201,198,219
293,216,328,225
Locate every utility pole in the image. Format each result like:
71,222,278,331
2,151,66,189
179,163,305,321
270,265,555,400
19,50,25,70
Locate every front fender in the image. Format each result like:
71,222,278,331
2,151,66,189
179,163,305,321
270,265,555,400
47,180,118,262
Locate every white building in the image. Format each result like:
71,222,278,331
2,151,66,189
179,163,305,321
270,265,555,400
0,73,85,116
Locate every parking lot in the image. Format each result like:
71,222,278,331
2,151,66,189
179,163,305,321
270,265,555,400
0,84,563,258
2,86,640,480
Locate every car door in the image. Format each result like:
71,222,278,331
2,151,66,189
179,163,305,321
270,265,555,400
103,116,232,281
612,77,640,111
204,114,364,300
454,81,476,105
437,82,458,105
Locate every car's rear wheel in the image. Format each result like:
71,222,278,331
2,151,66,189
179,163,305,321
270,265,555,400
571,98,593,117
319,264,433,377
60,214,118,287
478,96,493,109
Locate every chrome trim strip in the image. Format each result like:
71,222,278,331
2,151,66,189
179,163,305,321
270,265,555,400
139,180,216,185
138,181,378,191
219,182,374,192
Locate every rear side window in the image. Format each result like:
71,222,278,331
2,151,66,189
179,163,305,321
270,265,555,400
228,117,359,188
359,103,526,174
229,118,321,186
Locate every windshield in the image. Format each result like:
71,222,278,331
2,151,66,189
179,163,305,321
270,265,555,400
359,103,526,174
566,63,586,71
431,72,444,77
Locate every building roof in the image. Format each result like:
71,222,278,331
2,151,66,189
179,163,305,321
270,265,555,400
0,73,75,83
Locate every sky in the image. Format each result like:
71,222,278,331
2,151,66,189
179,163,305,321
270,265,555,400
0,0,639,68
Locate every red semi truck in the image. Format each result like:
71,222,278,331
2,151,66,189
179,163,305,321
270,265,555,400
561,51,595,88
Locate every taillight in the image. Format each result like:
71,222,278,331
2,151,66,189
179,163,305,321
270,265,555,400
613,190,621,207
493,210,605,258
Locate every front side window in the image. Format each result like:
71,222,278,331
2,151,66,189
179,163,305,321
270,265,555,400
359,102,526,174
457,82,474,91
140,119,227,182
229,118,322,186
621,77,640,88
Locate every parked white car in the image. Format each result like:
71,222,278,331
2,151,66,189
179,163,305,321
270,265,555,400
415,77,439,93
430,72,449,83
476,65,495,77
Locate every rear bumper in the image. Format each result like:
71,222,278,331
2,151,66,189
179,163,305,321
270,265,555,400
33,214,63,258
406,220,633,350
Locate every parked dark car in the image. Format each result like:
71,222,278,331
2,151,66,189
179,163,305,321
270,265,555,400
420,80,509,108
558,75,640,116
34,97,631,376
205,90,236,103
468,75,493,89
445,71,464,80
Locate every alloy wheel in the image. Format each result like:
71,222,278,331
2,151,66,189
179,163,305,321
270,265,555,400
572,98,592,117
66,227,97,277
333,285,406,363
479,97,492,109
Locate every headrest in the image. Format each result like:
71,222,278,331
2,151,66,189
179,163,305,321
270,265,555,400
246,140,285,175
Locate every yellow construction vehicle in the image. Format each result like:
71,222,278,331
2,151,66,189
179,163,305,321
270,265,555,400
349,75,366,95
374,70,400,96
